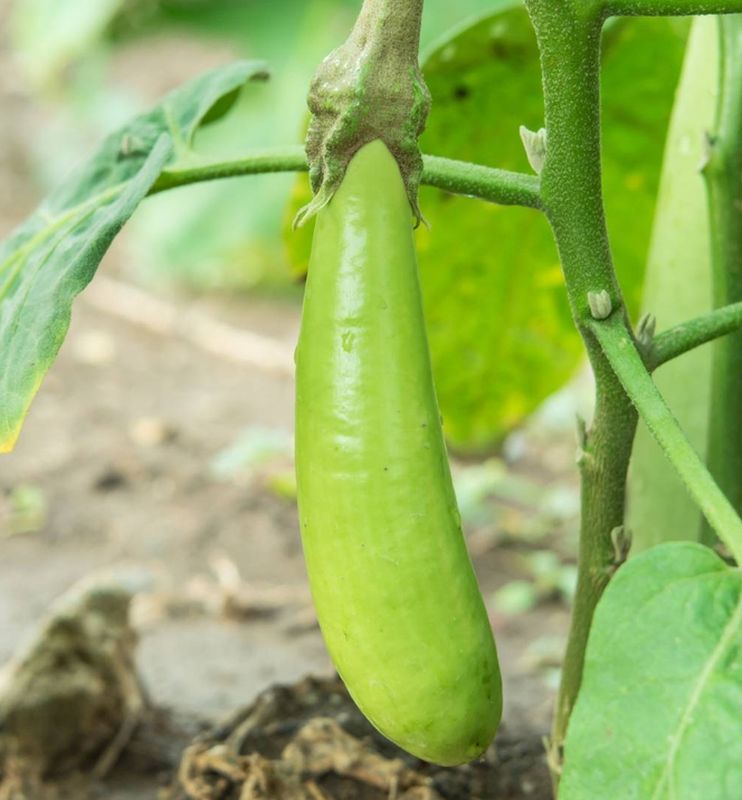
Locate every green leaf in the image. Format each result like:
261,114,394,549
560,542,742,800
11,0,125,88
285,9,688,451
413,4,569,451
0,61,268,453
628,18,717,553
417,11,688,451
127,1,492,292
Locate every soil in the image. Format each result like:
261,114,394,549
163,675,553,800
0,9,581,799
0,278,574,800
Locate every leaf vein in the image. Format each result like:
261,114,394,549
650,590,742,800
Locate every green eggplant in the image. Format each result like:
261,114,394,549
295,139,502,766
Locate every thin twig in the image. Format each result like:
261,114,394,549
652,300,742,369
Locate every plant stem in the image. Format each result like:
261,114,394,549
422,154,542,209
652,301,742,368
150,148,308,194
701,15,742,531
603,0,742,16
592,314,742,564
523,0,638,778
149,148,543,208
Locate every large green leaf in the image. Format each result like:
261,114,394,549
417,11,687,450
286,8,688,451
0,60,267,453
560,542,742,799
414,3,565,450
628,18,717,553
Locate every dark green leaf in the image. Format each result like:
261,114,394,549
561,542,742,800
0,61,267,452
127,1,493,292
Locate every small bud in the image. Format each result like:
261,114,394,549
610,525,632,568
587,290,613,320
119,134,147,159
519,125,547,174
636,312,656,353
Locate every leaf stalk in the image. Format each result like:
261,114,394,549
651,300,742,368
149,148,543,209
592,314,742,565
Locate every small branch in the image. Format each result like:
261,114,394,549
149,147,542,209
422,155,542,209
592,313,742,564
652,301,742,368
603,0,742,15
149,148,308,195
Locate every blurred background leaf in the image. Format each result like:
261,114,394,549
9,0,497,293
1,484,48,537
286,6,688,452
11,0,126,88
0,60,265,452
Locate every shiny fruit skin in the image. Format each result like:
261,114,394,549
295,139,502,766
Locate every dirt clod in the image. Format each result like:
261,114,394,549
0,574,148,797
167,676,551,800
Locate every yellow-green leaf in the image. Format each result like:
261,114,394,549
0,61,267,452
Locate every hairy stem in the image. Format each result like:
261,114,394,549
652,300,742,368
592,314,742,564
603,0,742,16
523,1,637,779
422,154,542,208
702,15,742,531
149,147,543,208
150,148,308,194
